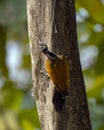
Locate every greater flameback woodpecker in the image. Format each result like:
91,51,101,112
40,44,70,112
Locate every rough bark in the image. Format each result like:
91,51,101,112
26,0,92,130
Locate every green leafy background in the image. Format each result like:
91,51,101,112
0,0,104,130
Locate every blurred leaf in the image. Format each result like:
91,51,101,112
76,0,104,24
0,0,26,25
0,117,5,130
22,54,31,69
77,22,92,44
80,27,104,76
0,25,8,77
88,102,104,130
98,124,104,130
87,32,104,46
1,81,23,110
87,75,104,102
0,0,27,41
0,108,21,130
22,119,35,130
94,42,104,76
19,108,40,129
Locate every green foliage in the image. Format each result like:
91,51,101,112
0,0,26,25
87,75,104,101
19,109,40,130
76,0,104,24
1,81,23,109
0,0,40,130
76,0,104,129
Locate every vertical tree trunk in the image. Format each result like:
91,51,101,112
26,0,92,130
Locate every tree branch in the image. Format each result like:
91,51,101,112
26,0,92,129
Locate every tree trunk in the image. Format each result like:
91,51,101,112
26,0,92,130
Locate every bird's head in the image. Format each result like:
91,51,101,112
39,43,48,54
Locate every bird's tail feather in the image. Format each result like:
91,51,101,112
52,88,65,112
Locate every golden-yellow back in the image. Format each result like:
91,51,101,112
45,55,69,94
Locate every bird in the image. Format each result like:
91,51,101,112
40,43,70,112
34,13,69,111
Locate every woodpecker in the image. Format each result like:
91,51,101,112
40,43,70,112
34,12,69,111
